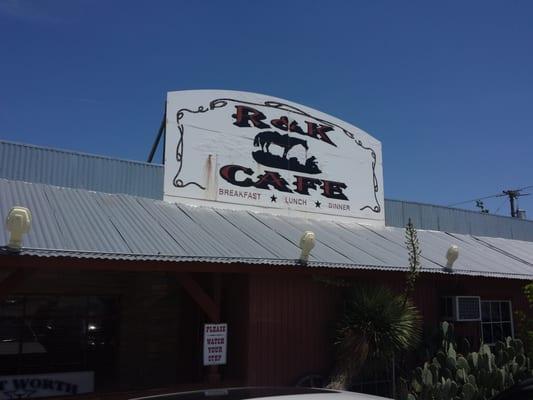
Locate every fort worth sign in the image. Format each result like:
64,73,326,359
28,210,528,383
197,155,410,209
164,90,384,224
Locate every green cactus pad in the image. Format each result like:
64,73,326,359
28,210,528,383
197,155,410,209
462,382,477,400
457,356,469,372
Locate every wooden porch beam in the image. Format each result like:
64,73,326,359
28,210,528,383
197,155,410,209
176,272,220,322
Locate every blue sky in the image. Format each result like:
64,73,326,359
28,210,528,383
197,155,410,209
1,0,532,216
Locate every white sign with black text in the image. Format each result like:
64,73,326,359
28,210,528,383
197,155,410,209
203,323,227,366
164,90,384,225
0,371,94,399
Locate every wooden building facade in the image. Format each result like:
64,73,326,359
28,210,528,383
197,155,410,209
1,253,530,398
0,133,532,400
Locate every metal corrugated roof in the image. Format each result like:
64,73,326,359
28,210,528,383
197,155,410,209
385,199,533,241
470,236,533,266
1,179,532,280
0,140,163,199
3,140,533,241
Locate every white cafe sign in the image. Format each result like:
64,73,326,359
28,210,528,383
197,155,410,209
164,90,384,224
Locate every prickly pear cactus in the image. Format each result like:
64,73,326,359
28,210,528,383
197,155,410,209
400,322,533,400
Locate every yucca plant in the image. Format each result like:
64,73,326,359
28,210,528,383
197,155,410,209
404,218,421,303
327,285,422,390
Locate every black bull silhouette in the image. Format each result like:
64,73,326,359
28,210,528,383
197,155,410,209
253,131,308,158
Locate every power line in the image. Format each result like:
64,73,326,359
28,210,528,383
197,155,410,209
447,185,533,208
447,193,504,207
494,197,509,214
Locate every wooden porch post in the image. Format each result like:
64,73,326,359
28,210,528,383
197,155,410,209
175,272,222,385
207,274,222,384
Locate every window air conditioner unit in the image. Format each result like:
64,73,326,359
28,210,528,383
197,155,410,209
441,296,481,322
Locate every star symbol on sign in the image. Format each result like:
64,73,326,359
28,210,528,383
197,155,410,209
271,195,277,202
315,201,321,208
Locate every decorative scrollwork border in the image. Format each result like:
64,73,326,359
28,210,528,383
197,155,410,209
173,98,381,213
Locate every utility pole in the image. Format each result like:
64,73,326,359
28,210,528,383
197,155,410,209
502,189,530,218
502,190,518,217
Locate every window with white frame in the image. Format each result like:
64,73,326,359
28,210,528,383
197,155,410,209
481,300,514,344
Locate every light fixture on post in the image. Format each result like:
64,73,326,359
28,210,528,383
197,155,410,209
444,245,459,272
299,231,315,264
5,206,32,252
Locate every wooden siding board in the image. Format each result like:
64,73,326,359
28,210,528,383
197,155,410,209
246,271,529,386
247,274,341,385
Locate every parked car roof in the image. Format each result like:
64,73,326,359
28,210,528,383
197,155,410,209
129,387,391,400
